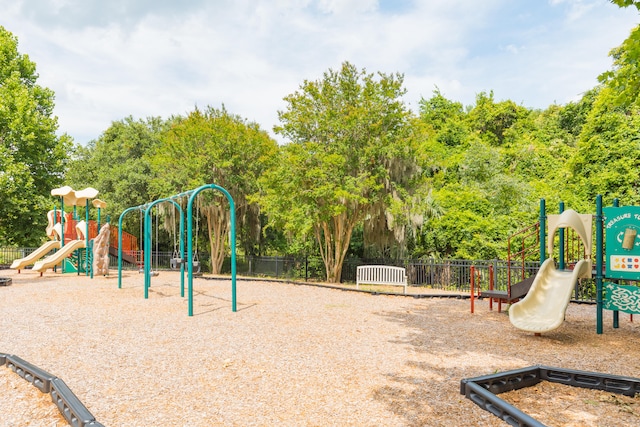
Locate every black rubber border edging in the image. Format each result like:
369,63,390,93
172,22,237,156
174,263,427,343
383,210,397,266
1,352,104,427
460,365,640,427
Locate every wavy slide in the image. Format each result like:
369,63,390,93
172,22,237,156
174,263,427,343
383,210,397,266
32,240,86,273
509,258,590,334
10,241,61,270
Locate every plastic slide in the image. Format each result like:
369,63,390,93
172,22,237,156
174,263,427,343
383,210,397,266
10,240,61,270
509,258,590,333
32,240,87,273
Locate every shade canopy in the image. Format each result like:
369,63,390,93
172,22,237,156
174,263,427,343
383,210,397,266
51,186,99,207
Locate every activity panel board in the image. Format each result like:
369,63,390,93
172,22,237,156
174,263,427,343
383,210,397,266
604,206,640,281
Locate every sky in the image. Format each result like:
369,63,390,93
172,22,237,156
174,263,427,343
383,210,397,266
2,0,639,145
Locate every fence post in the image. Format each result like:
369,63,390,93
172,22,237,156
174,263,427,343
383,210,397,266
305,255,308,282
430,258,434,286
488,264,494,311
470,265,475,314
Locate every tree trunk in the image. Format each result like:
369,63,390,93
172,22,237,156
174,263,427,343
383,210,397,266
315,211,357,283
203,205,228,274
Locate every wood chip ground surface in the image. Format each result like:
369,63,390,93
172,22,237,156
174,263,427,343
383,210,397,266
0,269,639,426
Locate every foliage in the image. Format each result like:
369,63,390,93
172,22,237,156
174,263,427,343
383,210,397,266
0,26,72,246
610,0,640,11
65,116,168,239
33,2,640,265
566,88,640,207
67,117,167,211
413,88,588,259
151,106,278,273
467,91,530,146
598,25,640,108
261,62,422,282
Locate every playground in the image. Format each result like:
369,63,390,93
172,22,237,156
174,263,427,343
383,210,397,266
0,269,639,426
3,186,640,425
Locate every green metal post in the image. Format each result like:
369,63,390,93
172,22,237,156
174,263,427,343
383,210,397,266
144,203,153,298
539,199,546,264
187,197,193,314
558,202,565,270
612,198,619,329
61,197,65,273
85,199,90,276
596,195,604,334
53,206,58,242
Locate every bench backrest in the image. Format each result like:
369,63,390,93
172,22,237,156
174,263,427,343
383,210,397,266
356,265,406,284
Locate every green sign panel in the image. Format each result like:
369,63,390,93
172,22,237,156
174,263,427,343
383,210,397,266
604,282,640,314
604,206,640,281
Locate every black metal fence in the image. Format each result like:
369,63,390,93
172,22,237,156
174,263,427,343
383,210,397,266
0,247,597,302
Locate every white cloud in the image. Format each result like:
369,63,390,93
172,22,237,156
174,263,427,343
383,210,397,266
317,0,378,15
0,0,638,144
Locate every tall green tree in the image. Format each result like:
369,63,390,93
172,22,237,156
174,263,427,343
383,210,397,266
566,88,640,207
467,91,530,146
260,62,421,281
0,26,71,245
151,106,278,273
66,116,167,230
600,2,640,107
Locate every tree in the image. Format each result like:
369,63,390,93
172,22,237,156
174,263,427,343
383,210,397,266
610,0,640,11
151,106,278,273
467,91,530,146
598,26,640,108
260,62,419,282
415,90,551,259
599,2,640,107
65,116,168,239
566,87,640,207
0,26,71,246
418,88,468,147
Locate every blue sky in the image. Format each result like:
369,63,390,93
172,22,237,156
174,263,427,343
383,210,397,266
2,0,639,144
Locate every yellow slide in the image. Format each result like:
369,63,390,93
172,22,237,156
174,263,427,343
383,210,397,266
10,240,61,270
509,258,590,333
32,240,87,273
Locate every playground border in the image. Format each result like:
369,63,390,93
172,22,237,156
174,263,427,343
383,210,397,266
0,353,103,427
460,365,640,427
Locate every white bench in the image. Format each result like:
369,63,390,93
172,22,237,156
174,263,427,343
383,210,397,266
356,265,407,294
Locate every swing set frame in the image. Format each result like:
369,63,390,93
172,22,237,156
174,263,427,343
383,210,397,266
116,184,237,315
